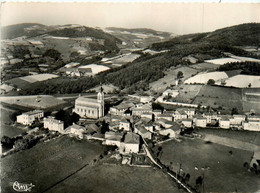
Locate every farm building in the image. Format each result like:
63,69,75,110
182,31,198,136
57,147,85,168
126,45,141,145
16,110,44,126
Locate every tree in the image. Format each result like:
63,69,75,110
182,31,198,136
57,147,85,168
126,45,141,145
207,79,215,85
177,71,184,79
43,49,61,61
1,136,15,147
231,108,239,115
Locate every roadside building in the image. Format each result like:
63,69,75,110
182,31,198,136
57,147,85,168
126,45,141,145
194,116,207,128
203,112,218,124
65,124,86,139
243,120,260,131
16,110,44,126
219,118,231,129
104,131,123,147
182,119,193,128
73,86,104,119
120,132,140,154
44,117,64,133
173,109,188,121
230,115,246,126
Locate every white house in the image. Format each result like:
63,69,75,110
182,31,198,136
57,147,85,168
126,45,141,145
173,109,188,121
230,115,246,126
203,113,218,124
119,120,131,131
194,116,207,128
65,124,86,139
16,110,44,126
104,131,123,147
243,121,260,131
121,132,140,154
44,117,64,133
182,119,193,128
219,119,231,129
132,104,152,116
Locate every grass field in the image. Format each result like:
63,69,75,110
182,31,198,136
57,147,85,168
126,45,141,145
190,62,219,71
174,85,203,104
1,136,104,193
193,85,243,112
215,75,260,88
46,164,185,193
159,138,260,193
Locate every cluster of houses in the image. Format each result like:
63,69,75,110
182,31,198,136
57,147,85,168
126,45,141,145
15,87,260,156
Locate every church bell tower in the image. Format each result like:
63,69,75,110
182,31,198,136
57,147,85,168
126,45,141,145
97,84,104,117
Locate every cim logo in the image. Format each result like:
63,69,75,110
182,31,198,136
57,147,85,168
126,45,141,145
13,181,35,192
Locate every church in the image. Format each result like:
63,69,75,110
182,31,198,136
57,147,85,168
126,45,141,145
73,86,105,119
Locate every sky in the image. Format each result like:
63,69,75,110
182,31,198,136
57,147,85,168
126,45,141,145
1,2,260,34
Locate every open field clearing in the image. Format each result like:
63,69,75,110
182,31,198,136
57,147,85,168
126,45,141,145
184,72,228,84
229,55,260,63
159,138,260,193
173,85,203,104
46,163,185,193
1,136,104,193
78,64,110,75
150,66,198,93
193,85,243,112
7,74,59,88
1,95,67,110
215,75,260,88
111,53,140,65
205,58,241,65
190,62,219,71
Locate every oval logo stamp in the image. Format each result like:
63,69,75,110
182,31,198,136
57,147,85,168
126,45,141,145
13,181,35,192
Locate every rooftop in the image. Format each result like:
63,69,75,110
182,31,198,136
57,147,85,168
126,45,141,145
23,110,44,116
124,132,140,144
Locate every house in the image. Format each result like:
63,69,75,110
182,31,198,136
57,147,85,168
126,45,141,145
65,124,86,139
132,104,152,116
156,113,173,121
44,117,64,133
121,132,140,154
173,109,188,121
85,124,100,135
141,112,153,120
109,121,120,131
152,110,162,118
134,125,152,140
104,131,123,147
194,116,207,128
73,86,104,119
159,123,181,138
219,118,231,129
16,110,44,126
248,115,260,121
156,119,174,129
119,120,131,131
109,102,134,116
230,115,246,126
182,119,193,128
203,113,218,124
243,120,260,131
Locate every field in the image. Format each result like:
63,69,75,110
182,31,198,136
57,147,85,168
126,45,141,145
46,163,185,193
1,95,67,111
173,85,203,104
193,85,243,112
190,62,219,71
149,66,198,93
7,74,59,88
215,75,260,88
111,53,141,66
78,64,110,75
1,136,105,193
184,71,228,84
159,138,260,193
205,58,241,65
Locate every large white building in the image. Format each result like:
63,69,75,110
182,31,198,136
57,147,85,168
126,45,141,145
44,117,64,133
73,86,104,119
16,110,44,126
